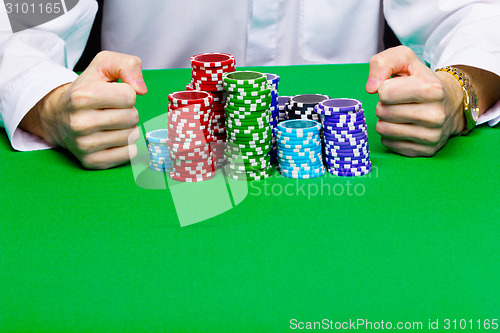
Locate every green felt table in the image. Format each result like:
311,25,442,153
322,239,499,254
1,64,499,332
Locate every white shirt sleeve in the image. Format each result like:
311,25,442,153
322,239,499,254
384,0,500,127
0,0,97,151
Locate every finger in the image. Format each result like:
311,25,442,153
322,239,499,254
378,75,445,104
375,102,446,128
71,81,137,110
381,138,438,157
84,51,148,95
69,107,139,135
376,119,442,146
74,127,140,154
80,144,138,170
366,45,420,94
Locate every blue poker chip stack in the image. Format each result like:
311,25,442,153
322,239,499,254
315,98,372,177
265,73,280,164
145,129,173,172
275,119,325,179
285,94,329,122
277,96,290,122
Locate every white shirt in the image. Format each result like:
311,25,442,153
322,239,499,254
1,0,499,151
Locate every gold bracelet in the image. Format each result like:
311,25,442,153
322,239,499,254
435,66,479,135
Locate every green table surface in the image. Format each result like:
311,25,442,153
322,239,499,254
1,64,499,333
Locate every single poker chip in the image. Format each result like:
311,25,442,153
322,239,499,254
149,164,170,172
226,96,271,106
324,124,367,132
323,130,368,138
324,147,369,156
168,90,213,106
277,119,321,135
264,73,280,85
317,98,362,115
327,168,371,177
190,52,235,68
191,65,236,74
289,94,330,108
228,88,271,98
280,168,325,179
322,110,366,123
325,142,369,152
225,171,271,182
223,71,267,85
145,129,170,144
148,152,170,159
323,118,366,127
275,132,316,141
280,164,325,173
225,103,269,112
327,161,372,170
224,84,269,94
190,82,224,92
170,172,216,183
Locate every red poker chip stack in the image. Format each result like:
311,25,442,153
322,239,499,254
187,52,236,168
166,91,216,182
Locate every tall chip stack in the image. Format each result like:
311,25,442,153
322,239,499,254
265,73,280,164
276,119,325,179
166,91,216,182
285,94,329,122
187,52,236,168
223,71,273,181
315,98,372,177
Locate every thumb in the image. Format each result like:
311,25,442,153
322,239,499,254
366,45,420,94
84,51,148,95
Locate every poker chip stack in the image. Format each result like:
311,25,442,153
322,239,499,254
276,119,325,179
222,71,273,181
265,73,280,164
278,96,291,122
166,91,216,182
146,129,173,172
315,98,372,177
285,94,329,122
188,52,236,168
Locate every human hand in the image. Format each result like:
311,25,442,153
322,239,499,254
22,51,147,169
366,46,464,157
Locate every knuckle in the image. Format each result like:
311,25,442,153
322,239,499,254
422,130,442,145
422,80,445,102
375,103,386,119
68,113,90,135
127,55,143,68
74,136,94,153
69,87,91,110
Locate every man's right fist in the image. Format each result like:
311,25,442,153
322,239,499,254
21,51,148,169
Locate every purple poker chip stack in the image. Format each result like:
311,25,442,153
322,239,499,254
315,98,372,177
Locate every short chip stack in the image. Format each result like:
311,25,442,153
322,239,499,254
315,98,372,177
276,119,325,179
265,73,280,164
188,52,236,168
146,129,173,172
285,94,329,122
166,91,216,182
223,71,273,181
278,96,290,122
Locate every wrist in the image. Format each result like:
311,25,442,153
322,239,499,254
20,83,71,144
435,70,465,136
435,66,479,135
